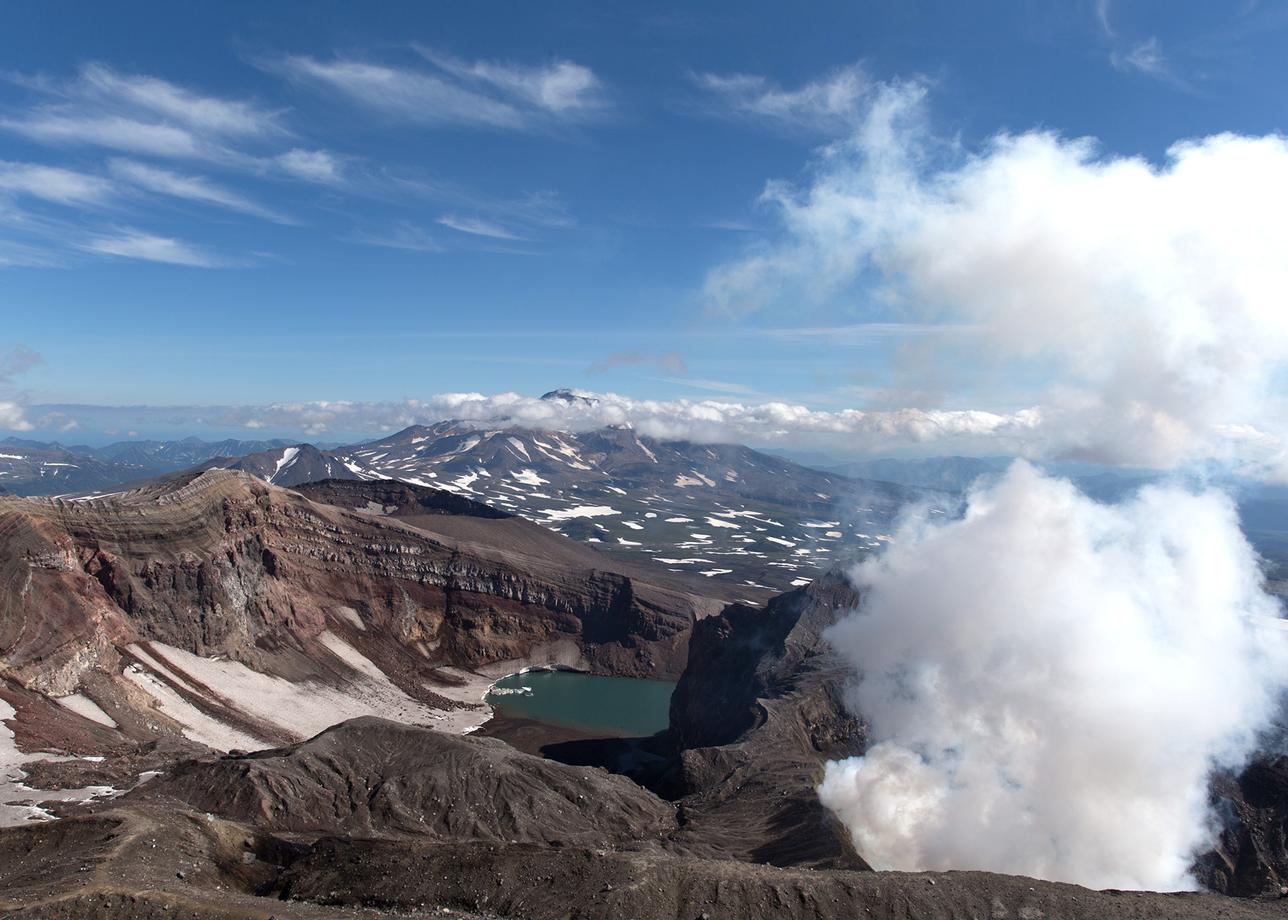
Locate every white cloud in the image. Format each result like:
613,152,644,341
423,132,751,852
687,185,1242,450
0,400,32,431
0,161,115,206
107,389,1036,452
81,228,226,267
0,347,38,431
109,159,292,223
275,51,607,130
820,461,1288,890
274,148,344,184
437,214,527,240
704,79,1288,471
693,63,871,133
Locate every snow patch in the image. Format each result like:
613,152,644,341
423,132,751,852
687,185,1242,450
55,694,117,729
545,505,620,521
511,468,548,486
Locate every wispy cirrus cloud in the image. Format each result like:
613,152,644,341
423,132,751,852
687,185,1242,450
109,159,294,223
2,63,284,163
350,221,445,253
0,161,115,206
587,350,688,375
1108,36,1186,87
437,214,528,240
1,112,212,158
691,63,872,134
73,62,284,138
80,227,227,267
414,47,607,117
272,50,607,131
1095,2,1191,90
652,376,755,395
2,63,345,186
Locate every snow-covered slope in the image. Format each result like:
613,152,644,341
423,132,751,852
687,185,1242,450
217,443,361,487
326,421,938,592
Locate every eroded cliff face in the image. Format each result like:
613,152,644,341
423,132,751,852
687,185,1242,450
1199,757,1288,897
0,470,725,758
664,574,869,869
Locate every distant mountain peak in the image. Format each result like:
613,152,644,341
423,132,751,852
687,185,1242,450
540,388,599,407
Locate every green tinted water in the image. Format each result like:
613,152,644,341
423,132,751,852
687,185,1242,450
485,669,676,736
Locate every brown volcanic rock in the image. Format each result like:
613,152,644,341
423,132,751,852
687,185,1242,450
135,716,677,845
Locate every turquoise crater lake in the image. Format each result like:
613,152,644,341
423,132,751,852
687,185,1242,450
485,670,677,737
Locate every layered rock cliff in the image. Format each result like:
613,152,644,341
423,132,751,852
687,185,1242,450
0,470,730,759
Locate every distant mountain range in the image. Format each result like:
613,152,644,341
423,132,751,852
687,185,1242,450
0,435,296,495
0,412,939,593
214,420,934,592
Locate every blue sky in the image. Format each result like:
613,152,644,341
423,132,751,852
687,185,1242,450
2,1,1288,453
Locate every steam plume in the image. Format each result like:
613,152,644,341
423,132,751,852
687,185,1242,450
819,462,1288,890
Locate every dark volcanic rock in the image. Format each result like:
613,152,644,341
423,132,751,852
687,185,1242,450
275,837,1288,920
664,573,869,869
1199,757,1288,896
4,802,1282,920
137,716,677,846
295,477,510,518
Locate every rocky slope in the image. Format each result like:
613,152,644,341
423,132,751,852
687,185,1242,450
4,560,1288,917
139,717,677,846
2,718,1285,919
1200,756,1288,896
